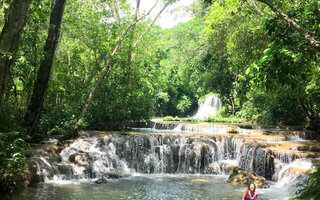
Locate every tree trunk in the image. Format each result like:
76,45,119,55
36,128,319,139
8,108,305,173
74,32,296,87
120,0,140,129
24,0,66,132
0,0,32,105
256,0,320,52
128,0,140,62
231,101,235,116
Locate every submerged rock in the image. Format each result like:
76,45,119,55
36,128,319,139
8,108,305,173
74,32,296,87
95,178,107,184
227,167,269,188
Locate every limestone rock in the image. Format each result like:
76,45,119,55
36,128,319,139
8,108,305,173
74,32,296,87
95,178,107,184
68,153,88,165
22,161,39,187
106,171,123,179
227,167,269,188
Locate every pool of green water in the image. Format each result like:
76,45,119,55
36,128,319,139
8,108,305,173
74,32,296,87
3,174,293,200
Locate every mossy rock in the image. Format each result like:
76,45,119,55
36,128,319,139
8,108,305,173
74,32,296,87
228,128,238,134
228,167,269,188
163,116,175,121
95,178,107,184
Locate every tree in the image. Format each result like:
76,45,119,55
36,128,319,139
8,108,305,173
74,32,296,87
201,0,267,116
0,0,32,105
74,0,175,130
152,16,206,117
24,0,66,134
255,0,320,52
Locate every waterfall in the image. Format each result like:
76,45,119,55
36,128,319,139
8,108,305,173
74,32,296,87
193,95,222,119
274,159,312,187
33,134,245,181
153,122,234,134
239,144,275,179
152,122,311,140
31,127,317,190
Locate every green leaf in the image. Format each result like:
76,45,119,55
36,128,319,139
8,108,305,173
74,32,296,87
245,67,251,75
33,11,40,20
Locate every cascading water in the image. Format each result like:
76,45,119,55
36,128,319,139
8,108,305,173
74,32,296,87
32,131,316,183
34,134,245,181
239,144,275,179
22,123,319,200
193,94,222,119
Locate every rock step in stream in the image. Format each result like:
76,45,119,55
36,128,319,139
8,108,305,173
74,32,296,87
151,121,318,140
29,125,320,190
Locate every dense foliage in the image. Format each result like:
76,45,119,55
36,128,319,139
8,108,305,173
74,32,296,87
1,0,319,133
0,131,29,192
152,0,319,127
0,0,319,193
199,0,320,126
296,164,320,200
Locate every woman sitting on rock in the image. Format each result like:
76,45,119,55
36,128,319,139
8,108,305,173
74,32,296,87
242,183,258,200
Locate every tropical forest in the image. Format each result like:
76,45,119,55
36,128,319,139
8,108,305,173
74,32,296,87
0,0,319,199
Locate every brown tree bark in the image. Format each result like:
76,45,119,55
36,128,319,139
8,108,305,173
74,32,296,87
0,0,32,105
256,0,320,52
24,0,66,132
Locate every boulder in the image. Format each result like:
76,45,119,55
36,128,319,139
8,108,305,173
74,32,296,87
68,153,88,166
95,178,107,184
228,167,269,188
106,171,123,179
22,161,39,187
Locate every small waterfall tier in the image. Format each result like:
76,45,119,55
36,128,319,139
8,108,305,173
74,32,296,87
153,122,238,134
31,131,320,187
193,95,222,119
152,122,317,140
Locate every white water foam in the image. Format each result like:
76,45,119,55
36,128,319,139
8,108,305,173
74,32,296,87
274,159,313,187
193,95,222,119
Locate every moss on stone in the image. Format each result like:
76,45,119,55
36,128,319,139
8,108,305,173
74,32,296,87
228,167,269,188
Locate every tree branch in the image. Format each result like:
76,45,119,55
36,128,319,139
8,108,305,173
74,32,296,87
256,0,320,52
133,2,170,48
252,1,263,14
